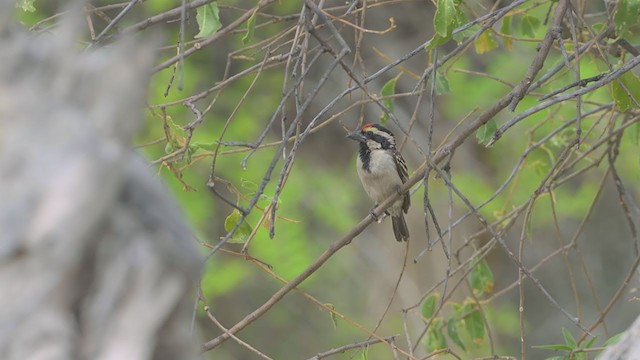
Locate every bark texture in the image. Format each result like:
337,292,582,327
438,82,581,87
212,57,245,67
600,315,640,360
0,8,201,360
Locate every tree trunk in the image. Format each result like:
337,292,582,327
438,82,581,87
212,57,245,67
0,7,201,360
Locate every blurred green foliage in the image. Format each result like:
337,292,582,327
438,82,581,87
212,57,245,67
15,0,640,358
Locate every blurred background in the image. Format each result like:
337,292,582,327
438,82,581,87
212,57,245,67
17,0,640,358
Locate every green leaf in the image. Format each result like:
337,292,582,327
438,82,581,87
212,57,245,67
520,14,541,38
501,15,513,50
583,335,598,349
474,30,499,54
447,318,466,351
242,8,258,45
435,71,450,95
604,332,625,346
451,9,475,44
591,22,606,33
165,115,186,145
453,24,481,44
421,293,439,319
425,318,447,353
195,3,222,39
612,79,628,111
434,0,458,37
361,348,368,360
562,328,577,348
167,117,185,137
476,119,497,145
191,141,218,151
628,122,640,145
380,75,400,125
325,303,338,329
464,308,485,345
451,302,461,315
469,258,495,296
164,115,185,150
223,209,253,243
17,0,36,12
425,33,451,50
186,145,195,164
164,142,175,154
611,71,640,111
614,0,640,37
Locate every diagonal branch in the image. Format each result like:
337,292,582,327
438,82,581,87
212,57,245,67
508,0,570,111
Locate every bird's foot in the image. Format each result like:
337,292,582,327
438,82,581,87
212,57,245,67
370,206,389,223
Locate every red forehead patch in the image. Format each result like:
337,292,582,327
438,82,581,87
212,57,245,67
361,123,374,131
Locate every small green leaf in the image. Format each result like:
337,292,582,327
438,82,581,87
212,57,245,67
380,75,400,125
164,142,175,154
425,318,447,353
451,302,461,316
562,328,577,348
435,72,450,95
476,119,497,145
325,303,338,329
165,115,186,144
464,307,485,345
520,14,541,38
191,141,218,151
421,293,439,319
425,33,451,50
628,122,640,145
614,0,640,37
361,348,368,360
583,335,598,349
452,24,481,44
195,3,222,39
612,71,640,111
474,30,499,54
224,209,253,243
242,8,258,45
164,115,185,149
501,15,513,50
447,318,466,351
434,0,457,37
612,80,629,111
451,9,474,44
469,258,495,296
604,332,625,346
591,22,606,33
186,145,195,164
18,0,36,12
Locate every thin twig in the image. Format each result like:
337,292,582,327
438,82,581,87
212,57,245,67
307,335,398,360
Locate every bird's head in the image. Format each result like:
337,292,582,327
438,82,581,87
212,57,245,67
347,123,396,150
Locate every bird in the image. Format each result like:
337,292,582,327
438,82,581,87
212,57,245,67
347,123,410,242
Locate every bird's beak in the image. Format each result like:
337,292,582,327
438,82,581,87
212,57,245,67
347,131,367,142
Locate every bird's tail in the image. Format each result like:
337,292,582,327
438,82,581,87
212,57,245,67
392,214,409,242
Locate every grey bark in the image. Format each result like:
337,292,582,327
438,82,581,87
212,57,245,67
0,8,201,360
600,315,640,360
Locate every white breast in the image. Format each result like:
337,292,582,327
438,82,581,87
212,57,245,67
356,149,404,214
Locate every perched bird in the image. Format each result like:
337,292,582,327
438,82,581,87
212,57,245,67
347,123,410,242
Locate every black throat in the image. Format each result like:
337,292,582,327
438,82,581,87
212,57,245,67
358,142,371,172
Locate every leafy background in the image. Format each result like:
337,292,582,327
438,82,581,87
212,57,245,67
17,0,640,359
